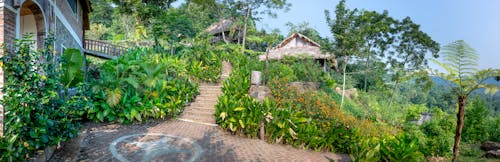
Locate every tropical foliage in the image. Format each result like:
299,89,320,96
432,40,500,161
0,36,92,160
88,49,198,123
2,0,499,161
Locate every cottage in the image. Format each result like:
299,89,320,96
258,33,337,71
0,0,91,136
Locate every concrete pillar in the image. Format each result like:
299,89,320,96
251,71,262,85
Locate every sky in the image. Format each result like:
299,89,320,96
256,0,500,70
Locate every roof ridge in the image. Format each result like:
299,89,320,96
275,33,321,49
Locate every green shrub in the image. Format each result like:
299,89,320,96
287,57,325,82
349,137,381,162
0,36,91,160
182,36,222,83
463,97,489,142
266,62,297,82
486,116,500,142
61,48,85,87
88,49,198,123
216,56,369,153
418,108,455,157
380,133,426,161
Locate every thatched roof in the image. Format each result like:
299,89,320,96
259,33,333,60
206,19,234,34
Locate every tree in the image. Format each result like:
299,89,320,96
356,10,395,92
90,0,114,27
285,21,328,46
325,0,363,108
432,40,500,162
219,0,290,54
111,0,178,45
387,17,440,109
150,8,197,52
463,97,488,142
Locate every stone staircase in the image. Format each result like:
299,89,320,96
178,84,222,126
177,61,232,126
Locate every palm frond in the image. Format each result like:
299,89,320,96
439,40,479,77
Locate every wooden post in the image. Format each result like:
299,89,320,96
260,121,265,141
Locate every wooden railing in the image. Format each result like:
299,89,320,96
83,39,128,59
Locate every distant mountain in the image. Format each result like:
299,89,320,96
431,76,500,95
431,76,500,112
484,77,500,86
431,76,451,87
430,76,500,111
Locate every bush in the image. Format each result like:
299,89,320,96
182,36,222,83
215,53,394,153
380,133,426,161
463,97,489,142
0,36,91,160
60,48,85,87
486,116,500,142
88,49,198,123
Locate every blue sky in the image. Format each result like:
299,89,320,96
256,0,500,70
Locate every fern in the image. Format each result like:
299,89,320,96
432,40,500,161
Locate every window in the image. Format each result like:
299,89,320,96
67,0,77,14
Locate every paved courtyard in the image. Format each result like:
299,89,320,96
50,119,349,162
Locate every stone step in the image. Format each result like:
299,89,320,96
197,90,222,94
186,106,214,111
182,110,214,117
180,114,216,123
196,94,221,98
194,97,219,102
182,109,214,116
199,83,222,87
199,87,222,91
199,85,221,88
195,97,221,100
196,93,223,97
195,95,222,100
186,102,215,110
199,90,222,94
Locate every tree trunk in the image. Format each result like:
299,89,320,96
388,79,399,109
388,56,409,109
265,47,270,86
154,37,159,51
452,95,467,162
363,46,371,92
340,56,348,109
170,41,174,56
241,5,251,55
260,121,266,141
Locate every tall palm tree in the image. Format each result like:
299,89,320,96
432,40,500,162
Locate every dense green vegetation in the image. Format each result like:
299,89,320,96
0,36,92,160
87,49,199,123
1,0,499,161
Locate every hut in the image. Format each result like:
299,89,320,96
205,19,240,43
258,33,337,71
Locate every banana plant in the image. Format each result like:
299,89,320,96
61,48,84,88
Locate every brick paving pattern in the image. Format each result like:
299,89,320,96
50,62,350,162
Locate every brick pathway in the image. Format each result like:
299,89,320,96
50,62,350,162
